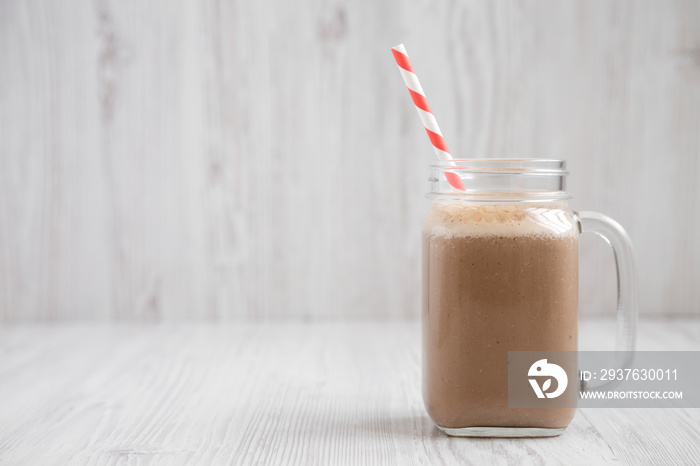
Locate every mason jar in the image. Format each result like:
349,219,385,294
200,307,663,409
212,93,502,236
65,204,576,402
422,159,637,437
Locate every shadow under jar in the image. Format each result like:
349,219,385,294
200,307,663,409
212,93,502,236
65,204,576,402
422,159,637,437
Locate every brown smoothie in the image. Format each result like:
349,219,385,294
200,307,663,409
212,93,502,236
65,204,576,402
422,202,578,429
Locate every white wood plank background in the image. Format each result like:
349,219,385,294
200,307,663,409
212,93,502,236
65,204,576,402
0,319,698,465
1,1,699,320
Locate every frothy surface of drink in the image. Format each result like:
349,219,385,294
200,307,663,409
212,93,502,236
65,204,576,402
424,202,577,238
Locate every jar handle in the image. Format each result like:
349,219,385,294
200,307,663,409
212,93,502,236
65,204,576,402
575,211,638,391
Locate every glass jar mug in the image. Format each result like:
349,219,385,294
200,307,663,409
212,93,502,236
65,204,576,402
422,159,637,437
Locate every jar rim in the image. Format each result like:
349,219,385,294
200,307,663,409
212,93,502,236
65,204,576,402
430,159,568,175
428,159,570,202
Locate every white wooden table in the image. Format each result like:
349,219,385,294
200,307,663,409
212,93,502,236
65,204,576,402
1,319,699,465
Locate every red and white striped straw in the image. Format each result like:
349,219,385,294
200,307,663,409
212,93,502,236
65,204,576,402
391,43,466,191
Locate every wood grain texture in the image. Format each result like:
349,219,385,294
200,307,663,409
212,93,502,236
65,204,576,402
0,319,698,465
0,1,699,320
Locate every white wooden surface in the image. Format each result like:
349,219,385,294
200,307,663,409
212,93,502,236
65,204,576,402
0,318,698,465
1,1,700,320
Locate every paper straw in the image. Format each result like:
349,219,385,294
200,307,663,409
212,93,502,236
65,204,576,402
391,43,466,191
